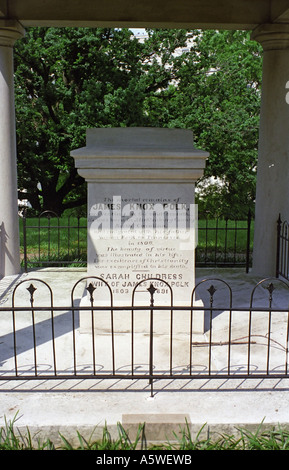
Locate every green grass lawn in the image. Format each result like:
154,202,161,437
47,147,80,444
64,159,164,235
19,215,87,267
198,218,253,250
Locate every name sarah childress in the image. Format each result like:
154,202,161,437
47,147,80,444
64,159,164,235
95,453,192,466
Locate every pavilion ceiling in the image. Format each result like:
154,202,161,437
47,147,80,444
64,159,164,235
1,0,289,30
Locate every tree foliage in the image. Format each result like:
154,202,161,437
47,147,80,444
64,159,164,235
14,27,186,214
14,27,262,217
144,30,262,217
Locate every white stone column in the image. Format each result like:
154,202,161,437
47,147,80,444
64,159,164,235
0,20,24,278
251,24,289,277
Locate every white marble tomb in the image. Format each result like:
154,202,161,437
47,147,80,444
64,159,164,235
71,127,208,333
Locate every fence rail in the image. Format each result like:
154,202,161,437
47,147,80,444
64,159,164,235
20,210,253,272
196,210,252,270
0,276,288,396
21,210,87,271
277,215,289,281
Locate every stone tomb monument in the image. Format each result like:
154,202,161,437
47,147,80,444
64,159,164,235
71,128,208,364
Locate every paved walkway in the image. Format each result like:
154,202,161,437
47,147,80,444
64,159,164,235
0,268,289,447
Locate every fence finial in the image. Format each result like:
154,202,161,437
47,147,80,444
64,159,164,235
207,285,217,304
27,283,37,306
86,282,96,303
147,283,157,307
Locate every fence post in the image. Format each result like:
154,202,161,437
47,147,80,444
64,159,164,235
246,209,252,273
148,283,156,398
23,207,28,273
276,213,282,278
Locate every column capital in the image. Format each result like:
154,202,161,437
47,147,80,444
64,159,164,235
251,23,289,51
0,19,25,47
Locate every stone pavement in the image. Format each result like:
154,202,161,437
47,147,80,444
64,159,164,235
0,268,288,447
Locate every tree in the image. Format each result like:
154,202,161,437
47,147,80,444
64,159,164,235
14,28,262,218
145,29,262,218
14,27,187,215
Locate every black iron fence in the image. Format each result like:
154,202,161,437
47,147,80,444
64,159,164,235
0,276,288,396
196,210,252,271
20,210,253,272
276,215,289,281
21,210,87,271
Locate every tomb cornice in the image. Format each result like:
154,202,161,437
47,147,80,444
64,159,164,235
71,127,208,184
